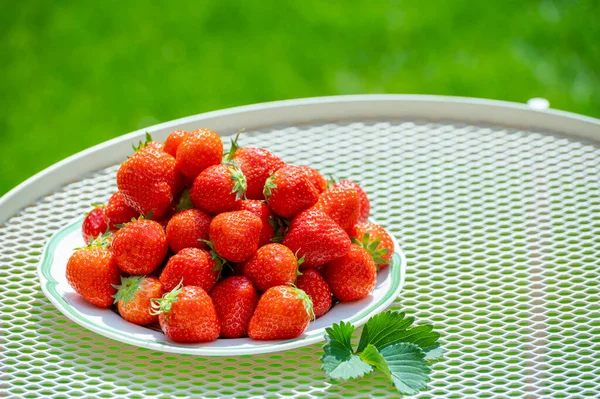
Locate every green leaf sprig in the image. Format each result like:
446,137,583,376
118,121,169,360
321,310,442,396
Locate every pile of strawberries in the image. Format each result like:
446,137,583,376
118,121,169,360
67,129,394,343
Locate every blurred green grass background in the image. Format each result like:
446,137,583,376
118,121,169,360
1,0,598,195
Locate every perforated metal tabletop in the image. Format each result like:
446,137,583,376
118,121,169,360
1,96,599,398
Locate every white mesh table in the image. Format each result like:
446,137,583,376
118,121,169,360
1,95,599,398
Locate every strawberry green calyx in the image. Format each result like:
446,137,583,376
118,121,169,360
114,212,152,229
175,189,193,212
293,286,315,321
199,239,227,272
269,215,290,243
150,280,183,315
263,175,277,199
326,174,339,190
112,275,143,306
90,202,105,209
223,130,245,162
352,231,390,266
229,166,248,200
78,231,112,250
132,132,154,152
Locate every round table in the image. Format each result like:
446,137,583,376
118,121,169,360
1,95,599,398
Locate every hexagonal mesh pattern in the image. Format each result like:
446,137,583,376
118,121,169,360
1,120,599,398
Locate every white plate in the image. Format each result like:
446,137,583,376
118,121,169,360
39,215,406,356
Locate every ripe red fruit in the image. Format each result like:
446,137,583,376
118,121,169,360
314,184,360,233
159,248,219,292
242,243,298,292
152,284,220,343
66,240,121,308
117,146,183,219
282,208,351,269
248,285,313,340
165,208,211,253
163,130,190,157
264,165,319,218
351,222,395,269
225,136,285,200
324,244,377,302
105,191,140,230
335,180,370,223
111,219,168,274
297,166,327,193
82,206,108,243
176,128,223,180
209,276,259,338
235,200,275,247
208,210,262,263
296,269,332,318
113,276,164,325
190,164,246,215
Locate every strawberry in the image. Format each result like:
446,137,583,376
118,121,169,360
175,128,223,180
190,164,246,215
105,191,140,230
152,284,220,343
282,208,351,269
264,165,319,218
117,145,183,219
314,184,360,233
242,243,298,292
296,269,332,318
224,133,285,200
208,210,262,263
82,205,108,243
323,244,377,302
351,222,394,269
159,247,219,292
166,208,211,253
210,276,259,338
335,180,370,223
163,130,190,157
113,275,164,325
297,165,327,193
248,285,313,340
235,200,275,246
66,236,121,308
111,219,168,274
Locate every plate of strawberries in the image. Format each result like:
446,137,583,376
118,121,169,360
38,129,405,356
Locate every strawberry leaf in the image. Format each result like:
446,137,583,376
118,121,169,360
357,311,440,353
379,342,431,395
321,322,373,380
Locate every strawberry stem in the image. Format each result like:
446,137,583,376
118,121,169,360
150,280,183,315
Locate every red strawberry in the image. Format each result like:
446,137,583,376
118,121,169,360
105,191,140,230
163,130,190,157
111,219,168,274
314,184,360,233
248,285,313,340
166,208,211,253
210,276,259,338
113,275,164,325
336,180,370,223
175,128,223,180
324,244,376,302
264,165,319,218
152,284,220,343
159,248,219,292
208,210,262,263
117,145,183,219
235,200,275,246
82,206,108,243
296,269,332,318
224,133,285,200
242,243,298,292
282,208,351,269
297,166,327,193
66,237,121,308
351,222,394,269
190,164,246,215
